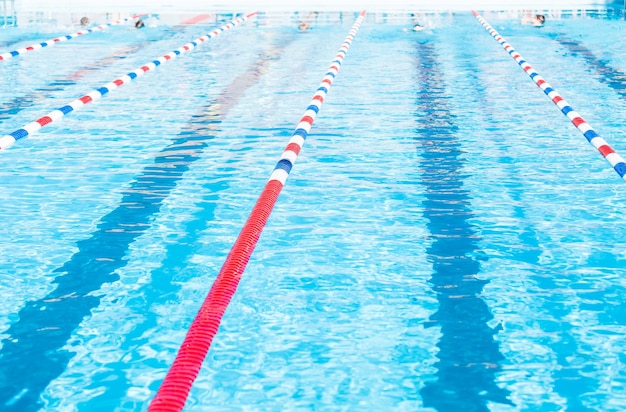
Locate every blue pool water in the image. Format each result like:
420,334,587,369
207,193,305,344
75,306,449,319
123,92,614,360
1,9,626,411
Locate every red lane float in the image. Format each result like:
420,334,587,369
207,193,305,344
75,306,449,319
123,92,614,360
147,10,368,412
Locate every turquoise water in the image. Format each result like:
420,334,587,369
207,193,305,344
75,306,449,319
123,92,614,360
1,10,626,411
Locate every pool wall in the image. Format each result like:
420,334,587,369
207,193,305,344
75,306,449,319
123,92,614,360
12,0,626,14
5,0,625,29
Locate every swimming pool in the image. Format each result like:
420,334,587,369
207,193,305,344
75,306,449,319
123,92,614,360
1,8,626,411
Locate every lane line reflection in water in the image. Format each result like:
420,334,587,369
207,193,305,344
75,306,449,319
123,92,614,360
413,40,513,411
0,35,292,411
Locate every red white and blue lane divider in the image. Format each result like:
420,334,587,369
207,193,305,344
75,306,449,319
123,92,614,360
472,10,626,180
0,14,146,62
147,10,367,412
0,12,257,151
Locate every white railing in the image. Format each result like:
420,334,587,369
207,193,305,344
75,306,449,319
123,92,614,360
1,0,16,27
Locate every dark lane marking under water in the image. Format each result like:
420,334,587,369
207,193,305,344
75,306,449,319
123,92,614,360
466,42,599,411
0,33,62,50
412,40,513,411
0,34,293,411
470,45,599,410
0,19,214,124
472,30,624,410
0,43,147,123
88,35,295,409
551,34,626,99
468,37,599,412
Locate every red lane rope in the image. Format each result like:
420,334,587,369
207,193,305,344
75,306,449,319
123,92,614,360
147,10,367,412
179,14,214,25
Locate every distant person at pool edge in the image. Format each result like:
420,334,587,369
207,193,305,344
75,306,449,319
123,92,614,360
521,14,545,26
298,11,318,31
80,16,89,27
408,12,427,32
